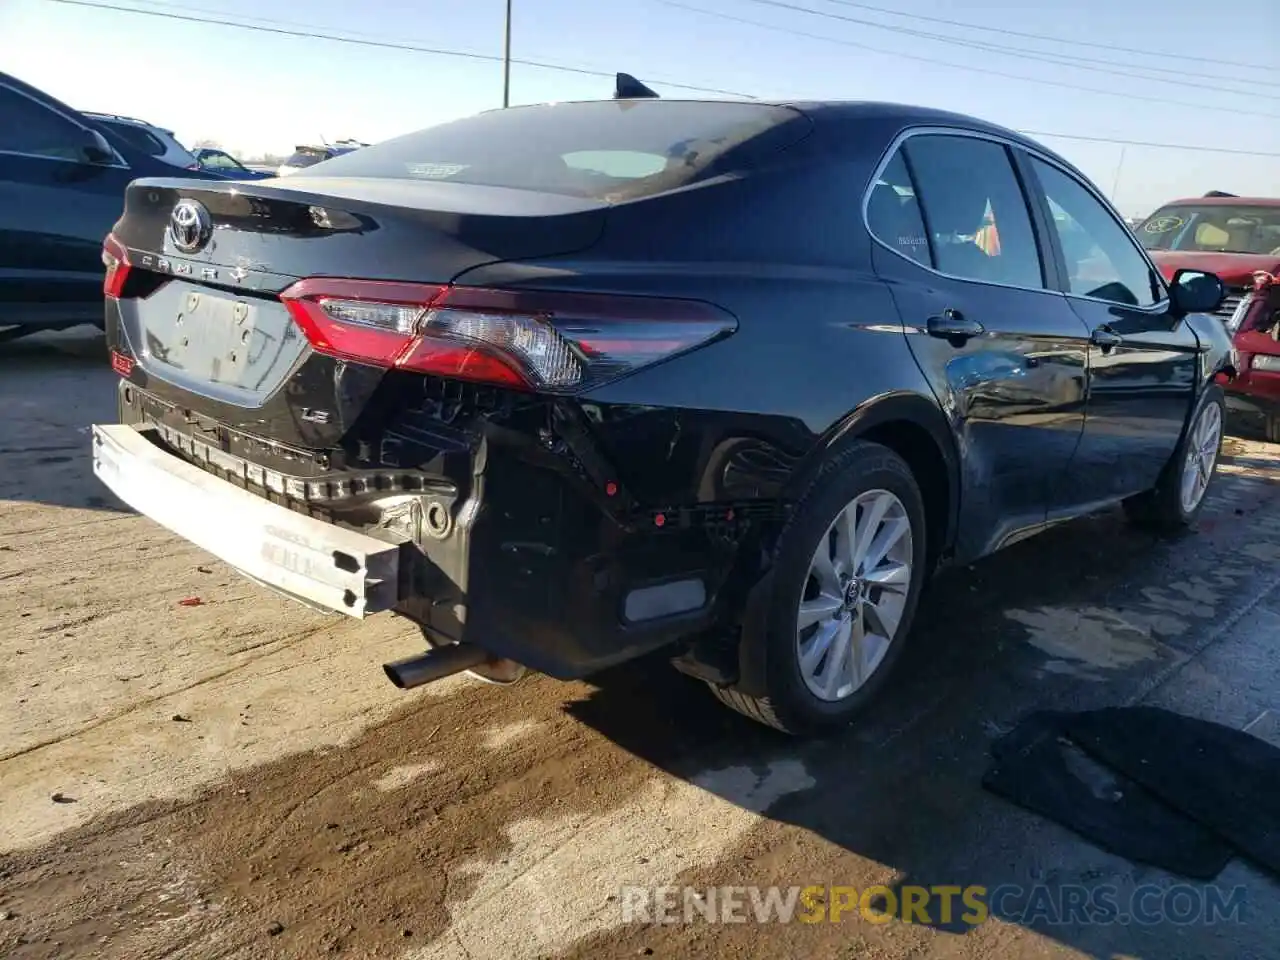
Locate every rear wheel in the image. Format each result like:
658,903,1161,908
709,441,928,735
1123,386,1225,533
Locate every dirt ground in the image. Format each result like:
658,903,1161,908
2,329,1279,960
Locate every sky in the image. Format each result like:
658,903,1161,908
2,0,1278,216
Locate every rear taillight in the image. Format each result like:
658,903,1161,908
279,279,736,393
102,233,131,298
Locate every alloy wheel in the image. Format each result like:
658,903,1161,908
795,488,914,702
1180,400,1222,514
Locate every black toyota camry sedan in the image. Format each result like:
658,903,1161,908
92,97,1234,735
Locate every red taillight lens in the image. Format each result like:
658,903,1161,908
279,278,446,367
279,279,736,393
102,233,131,298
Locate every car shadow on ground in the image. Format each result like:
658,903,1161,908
563,473,1280,958
0,327,130,513
4,459,1278,960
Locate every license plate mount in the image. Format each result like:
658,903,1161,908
161,290,258,383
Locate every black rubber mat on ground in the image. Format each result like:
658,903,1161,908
982,711,1235,879
1066,706,1280,879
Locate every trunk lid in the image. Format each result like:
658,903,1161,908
112,176,609,287
109,177,608,449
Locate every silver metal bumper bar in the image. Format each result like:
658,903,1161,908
91,424,401,617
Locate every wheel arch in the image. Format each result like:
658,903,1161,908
731,392,958,703
785,390,960,570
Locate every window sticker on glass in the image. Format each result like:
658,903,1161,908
1143,216,1185,234
405,162,470,179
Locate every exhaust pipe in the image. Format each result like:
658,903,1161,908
383,643,490,689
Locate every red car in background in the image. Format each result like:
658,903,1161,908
1135,194,1280,440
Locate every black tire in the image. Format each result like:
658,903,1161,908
1266,412,1280,445
708,440,928,736
1123,385,1225,534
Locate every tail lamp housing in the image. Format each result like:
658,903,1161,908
279,278,736,394
102,233,131,299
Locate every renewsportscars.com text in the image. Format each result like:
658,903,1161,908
620,883,1248,927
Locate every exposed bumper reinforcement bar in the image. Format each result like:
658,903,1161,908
91,423,402,617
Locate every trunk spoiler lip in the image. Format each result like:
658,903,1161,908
123,175,617,219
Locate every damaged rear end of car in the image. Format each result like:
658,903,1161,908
93,98,816,688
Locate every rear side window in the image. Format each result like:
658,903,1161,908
98,120,165,156
866,149,930,266
300,100,806,200
903,134,1044,290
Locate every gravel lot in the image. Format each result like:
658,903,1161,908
2,328,1279,959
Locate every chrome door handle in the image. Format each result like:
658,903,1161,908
926,310,984,344
1091,325,1123,351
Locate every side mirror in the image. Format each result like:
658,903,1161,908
81,130,117,165
1169,268,1226,316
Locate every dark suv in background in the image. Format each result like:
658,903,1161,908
0,70,218,343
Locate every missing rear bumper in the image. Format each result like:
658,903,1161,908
91,423,403,617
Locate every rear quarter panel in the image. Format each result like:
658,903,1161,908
452,159,941,507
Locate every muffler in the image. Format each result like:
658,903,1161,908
383,643,490,689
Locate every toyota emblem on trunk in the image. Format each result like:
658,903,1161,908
168,199,212,254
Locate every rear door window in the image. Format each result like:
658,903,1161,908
299,100,808,199
902,134,1045,290
97,120,165,157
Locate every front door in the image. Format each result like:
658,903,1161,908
867,132,1091,562
1022,156,1199,513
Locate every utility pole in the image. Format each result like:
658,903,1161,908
502,0,512,108
1110,145,1126,204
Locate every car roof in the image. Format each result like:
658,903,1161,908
783,99,1072,155
83,113,177,136
491,97,1084,178
1,69,88,119
83,111,151,124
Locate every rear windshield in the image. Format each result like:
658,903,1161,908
97,120,166,157
286,149,329,168
1138,204,1280,256
295,100,805,200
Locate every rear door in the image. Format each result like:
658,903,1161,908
1021,155,1198,511
0,80,135,327
868,131,1091,560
